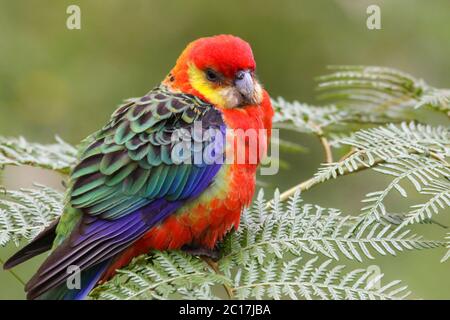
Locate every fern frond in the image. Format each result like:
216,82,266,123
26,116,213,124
0,136,77,174
415,88,450,112
272,98,340,134
91,251,226,300
314,122,449,184
221,190,441,265
306,123,450,222
232,257,410,300
401,180,450,226
317,65,449,114
0,185,63,246
361,155,450,220
272,97,393,135
94,190,439,300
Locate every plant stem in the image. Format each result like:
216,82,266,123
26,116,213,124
339,148,356,162
311,124,333,164
202,257,234,299
318,135,333,163
277,175,322,202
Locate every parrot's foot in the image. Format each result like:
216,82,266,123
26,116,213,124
182,245,220,261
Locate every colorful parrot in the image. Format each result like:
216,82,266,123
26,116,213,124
3,34,273,300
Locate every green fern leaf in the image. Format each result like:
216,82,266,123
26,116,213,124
0,136,77,174
0,185,63,246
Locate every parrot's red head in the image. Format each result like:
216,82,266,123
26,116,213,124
164,35,264,109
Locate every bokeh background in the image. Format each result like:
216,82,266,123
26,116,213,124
0,0,449,299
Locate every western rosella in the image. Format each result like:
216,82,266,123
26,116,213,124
4,34,274,299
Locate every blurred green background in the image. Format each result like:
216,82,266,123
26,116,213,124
0,0,449,299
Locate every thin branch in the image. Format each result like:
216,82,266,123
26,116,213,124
319,135,333,163
339,148,356,162
276,158,385,204
310,123,334,164
202,257,234,299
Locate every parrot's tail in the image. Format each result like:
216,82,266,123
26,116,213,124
2,215,111,300
34,260,111,300
3,218,59,270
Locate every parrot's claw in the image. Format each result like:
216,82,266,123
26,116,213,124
182,245,221,261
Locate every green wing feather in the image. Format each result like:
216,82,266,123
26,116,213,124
55,86,224,242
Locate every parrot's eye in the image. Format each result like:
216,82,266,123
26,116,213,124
205,69,220,82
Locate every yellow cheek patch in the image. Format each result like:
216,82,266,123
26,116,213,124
187,64,226,107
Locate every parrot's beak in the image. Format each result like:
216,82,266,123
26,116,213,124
235,70,262,106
